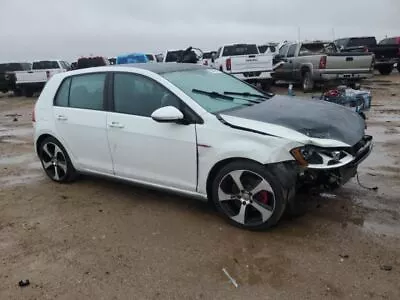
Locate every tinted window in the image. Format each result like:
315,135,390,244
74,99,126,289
203,52,216,59
54,78,71,107
113,73,181,117
286,44,297,57
348,37,376,47
77,57,107,69
69,73,106,110
0,63,29,72
279,44,289,56
33,61,59,69
165,51,183,62
146,54,154,61
222,44,259,56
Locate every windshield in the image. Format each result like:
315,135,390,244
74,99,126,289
222,44,259,56
162,69,267,113
0,63,30,72
348,37,376,47
32,61,59,69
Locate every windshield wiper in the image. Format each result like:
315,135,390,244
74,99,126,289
223,91,274,100
192,89,235,101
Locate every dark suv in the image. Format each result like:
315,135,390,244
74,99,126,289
0,62,31,95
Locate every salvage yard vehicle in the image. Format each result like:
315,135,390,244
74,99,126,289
163,49,184,63
202,51,217,66
76,56,109,69
334,36,400,75
117,53,149,64
0,62,31,95
15,60,70,97
146,54,158,63
33,64,373,230
213,43,279,90
273,41,374,91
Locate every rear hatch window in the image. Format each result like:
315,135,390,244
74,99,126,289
0,63,30,72
222,44,259,56
77,57,107,69
146,54,154,61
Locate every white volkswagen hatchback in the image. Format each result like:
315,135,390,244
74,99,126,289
33,64,372,230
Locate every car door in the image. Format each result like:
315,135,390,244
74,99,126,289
285,44,298,80
106,72,198,191
53,72,114,174
274,44,289,80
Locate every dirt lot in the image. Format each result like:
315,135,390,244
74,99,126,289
1,74,400,300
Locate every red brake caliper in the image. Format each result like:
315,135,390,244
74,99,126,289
258,191,269,205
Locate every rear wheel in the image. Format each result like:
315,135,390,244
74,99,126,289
211,161,287,230
377,65,393,75
302,71,314,92
39,137,78,183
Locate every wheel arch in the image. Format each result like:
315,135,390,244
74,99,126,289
205,157,264,201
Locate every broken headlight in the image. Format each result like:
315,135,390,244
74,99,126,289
290,146,352,168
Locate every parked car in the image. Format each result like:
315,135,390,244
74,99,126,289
163,49,184,63
202,51,217,66
108,58,117,65
273,41,374,91
15,60,70,97
334,36,400,75
213,43,279,90
379,36,400,73
0,62,31,95
146,54,158,63
117,53,149,64
76,56,109,69
33,64,372,230
258,43,278,54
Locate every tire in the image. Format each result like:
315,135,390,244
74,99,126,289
377,65,393,75
397,64,400,73
24,88,34,97
302,71,314,92
38,136,78,183
211,160,287,230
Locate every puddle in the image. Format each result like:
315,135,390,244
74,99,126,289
0,173,44,187
0,153,35,166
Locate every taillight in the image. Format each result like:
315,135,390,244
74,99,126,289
319,56,327,69
32,108,36,122
226,58,232,71
46,71,50,79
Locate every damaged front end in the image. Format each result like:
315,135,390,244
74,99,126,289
291,135,373,190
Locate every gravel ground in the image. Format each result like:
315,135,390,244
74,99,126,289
0,73,399,300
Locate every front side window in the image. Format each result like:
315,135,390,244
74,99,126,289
279,44,289,56
113,73,181,117
69,73,106,110
162,69,268,114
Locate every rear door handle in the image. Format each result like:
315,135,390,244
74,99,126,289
57,115,68,121
108,122,124,129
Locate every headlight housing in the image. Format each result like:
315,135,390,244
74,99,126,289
290,145,353,169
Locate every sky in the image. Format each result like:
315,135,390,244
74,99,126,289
0,0,399,62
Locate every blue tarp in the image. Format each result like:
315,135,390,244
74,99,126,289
116,53,149,64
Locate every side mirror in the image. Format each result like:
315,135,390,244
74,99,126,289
151,106,184,123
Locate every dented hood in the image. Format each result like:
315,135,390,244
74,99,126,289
220,95,365,146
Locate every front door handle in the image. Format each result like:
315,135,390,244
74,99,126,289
108,122,125,129
57,115,68,121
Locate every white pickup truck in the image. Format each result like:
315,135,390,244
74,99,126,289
212,43,282,89
15,60,70,97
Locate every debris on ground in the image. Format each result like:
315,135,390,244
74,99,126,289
319,193,337,199
13,117,18,122
380,265,393,271
339,254,349,259
222,268,239,288
18,279,30,287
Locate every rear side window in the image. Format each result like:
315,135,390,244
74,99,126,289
54,78,71,107
165,51,183,62
69,73,106,110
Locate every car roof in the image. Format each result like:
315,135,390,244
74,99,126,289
62,63,209,77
